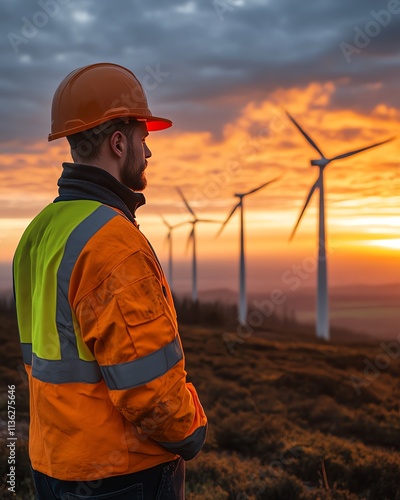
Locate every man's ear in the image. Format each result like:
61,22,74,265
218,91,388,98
110,131,125,157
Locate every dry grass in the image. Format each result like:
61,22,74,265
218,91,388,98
1,305,400,499
182,324,400,499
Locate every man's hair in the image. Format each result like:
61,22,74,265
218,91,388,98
66,119,138,163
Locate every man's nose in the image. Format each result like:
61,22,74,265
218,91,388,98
144,143,152,158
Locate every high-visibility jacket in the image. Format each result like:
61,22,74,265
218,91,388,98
13,163,207,481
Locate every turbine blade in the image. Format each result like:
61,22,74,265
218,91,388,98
216,202,240,238
176,187,196,217
330,137,395,162
243,176,281,196
185,226,194,254
286,111,325,158
160,214,172,229
289,177,320,241
197,219,220,223
172,220,189,230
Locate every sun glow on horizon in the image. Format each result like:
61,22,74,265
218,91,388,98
365,239,400,250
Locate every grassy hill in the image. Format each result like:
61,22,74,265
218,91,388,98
1,305,400,499
182,325,400,499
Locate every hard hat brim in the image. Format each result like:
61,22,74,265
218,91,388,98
48,114,172,142
146,116,173,132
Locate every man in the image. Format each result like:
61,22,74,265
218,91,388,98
13,62,207,499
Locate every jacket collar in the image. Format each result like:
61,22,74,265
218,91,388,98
54,163,145,223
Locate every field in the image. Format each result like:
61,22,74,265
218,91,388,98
1,304,400,499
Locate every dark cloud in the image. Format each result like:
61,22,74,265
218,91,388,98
0,0,399,145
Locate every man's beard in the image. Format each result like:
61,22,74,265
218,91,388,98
120,145,147,191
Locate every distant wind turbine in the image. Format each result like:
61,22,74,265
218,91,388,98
286,110,394,341
177,187,219,302
160,215,186,289
217,178,280,326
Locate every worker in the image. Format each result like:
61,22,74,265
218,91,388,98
13,62,207,500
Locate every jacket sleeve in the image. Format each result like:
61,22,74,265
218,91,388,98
74,248,207,461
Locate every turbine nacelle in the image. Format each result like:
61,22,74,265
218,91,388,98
311,158,329,168
218,177,280,238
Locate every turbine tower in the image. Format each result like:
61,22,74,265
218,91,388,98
177,187,219,302
160,215,186,289
217,178,279,326
287,111,393,341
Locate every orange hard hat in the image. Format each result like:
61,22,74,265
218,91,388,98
48,62,172,141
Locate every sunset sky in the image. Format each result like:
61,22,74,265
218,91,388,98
1,0,399,297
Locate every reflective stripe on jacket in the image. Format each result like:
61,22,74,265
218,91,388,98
13,190,207,481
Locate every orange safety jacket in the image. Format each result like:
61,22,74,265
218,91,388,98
13,163,207,481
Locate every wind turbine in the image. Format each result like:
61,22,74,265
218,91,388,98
160,215,186,289
176,187,219,302
217,178,280,326
286,110,394,341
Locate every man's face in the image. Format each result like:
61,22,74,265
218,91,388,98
119,122,152,191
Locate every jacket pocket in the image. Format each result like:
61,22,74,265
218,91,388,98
116,276,165,326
